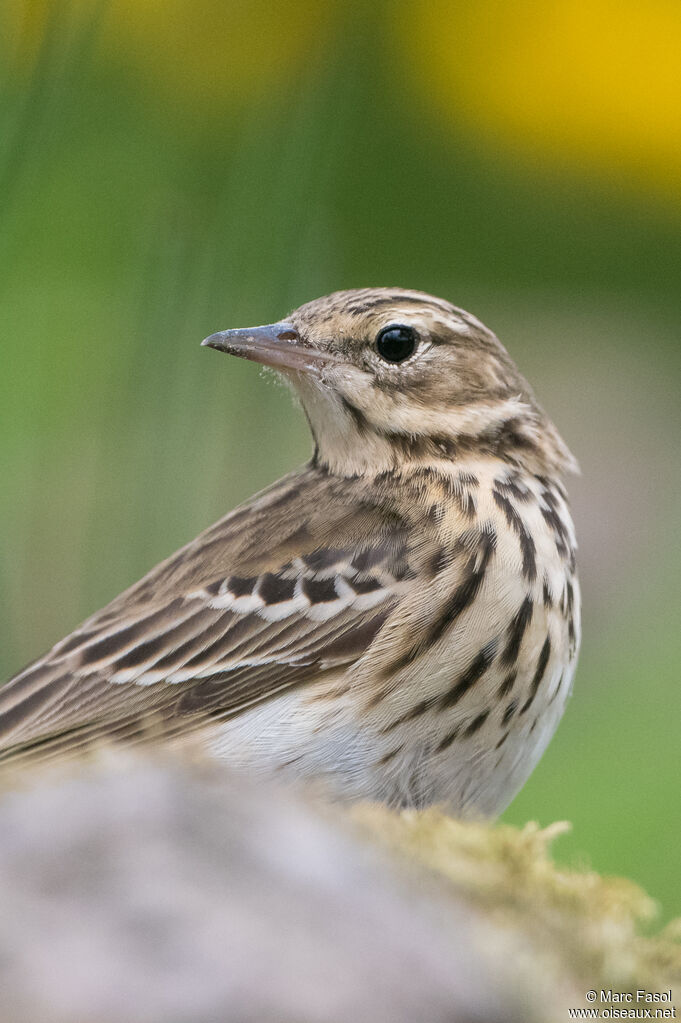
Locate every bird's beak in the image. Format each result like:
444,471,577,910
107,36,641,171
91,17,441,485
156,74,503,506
201,323,337,375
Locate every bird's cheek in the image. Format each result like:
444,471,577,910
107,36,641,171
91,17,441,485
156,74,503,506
330,364,374,399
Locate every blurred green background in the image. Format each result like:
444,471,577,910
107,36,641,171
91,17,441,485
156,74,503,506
1,1,679,917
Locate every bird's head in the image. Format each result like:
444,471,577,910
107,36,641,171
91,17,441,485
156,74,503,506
203,288,577,478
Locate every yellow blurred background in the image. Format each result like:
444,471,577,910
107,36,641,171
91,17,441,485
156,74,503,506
1,0,679,916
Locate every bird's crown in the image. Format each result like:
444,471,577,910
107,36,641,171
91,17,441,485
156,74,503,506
203,287,577,479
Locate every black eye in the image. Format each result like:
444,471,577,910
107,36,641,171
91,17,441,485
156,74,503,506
375,324,417,363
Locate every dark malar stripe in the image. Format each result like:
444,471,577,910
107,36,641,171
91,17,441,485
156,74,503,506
339,395,370,432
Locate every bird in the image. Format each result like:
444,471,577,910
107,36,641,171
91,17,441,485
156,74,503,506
0,288,580,816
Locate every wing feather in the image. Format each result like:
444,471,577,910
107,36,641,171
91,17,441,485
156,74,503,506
0,466,414,763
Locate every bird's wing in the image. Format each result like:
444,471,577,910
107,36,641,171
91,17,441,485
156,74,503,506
0,466,415,764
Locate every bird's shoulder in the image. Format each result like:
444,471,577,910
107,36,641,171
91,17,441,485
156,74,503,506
95,462,418,621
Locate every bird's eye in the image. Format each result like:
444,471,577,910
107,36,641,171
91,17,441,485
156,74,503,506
374,324,418,363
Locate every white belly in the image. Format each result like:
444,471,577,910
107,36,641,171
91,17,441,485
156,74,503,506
203,651,575,818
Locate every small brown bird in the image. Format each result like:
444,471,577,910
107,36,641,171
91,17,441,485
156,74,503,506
0,288,580,816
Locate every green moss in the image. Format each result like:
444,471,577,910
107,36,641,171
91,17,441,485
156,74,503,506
353,807,681,1009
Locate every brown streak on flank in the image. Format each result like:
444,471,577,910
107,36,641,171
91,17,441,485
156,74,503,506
377,746,402,765
520,635,551,715
464,709,490,736
539,479,560,507
436,724,461,752
501,596,533,667
494,472,531,502
495,731,510,750
542,576,553,608
502,699,518,725
540,503,570,560
492,489,537,581
564,579,574,616
439,639,498,710
568,614,577,655
389,527,497,674
381,695,438,732
497,670,517,698
547,672,565,705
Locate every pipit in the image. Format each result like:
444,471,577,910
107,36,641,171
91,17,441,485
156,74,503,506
0,288,580,816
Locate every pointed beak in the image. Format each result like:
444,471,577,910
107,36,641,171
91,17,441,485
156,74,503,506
201,323,336,375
